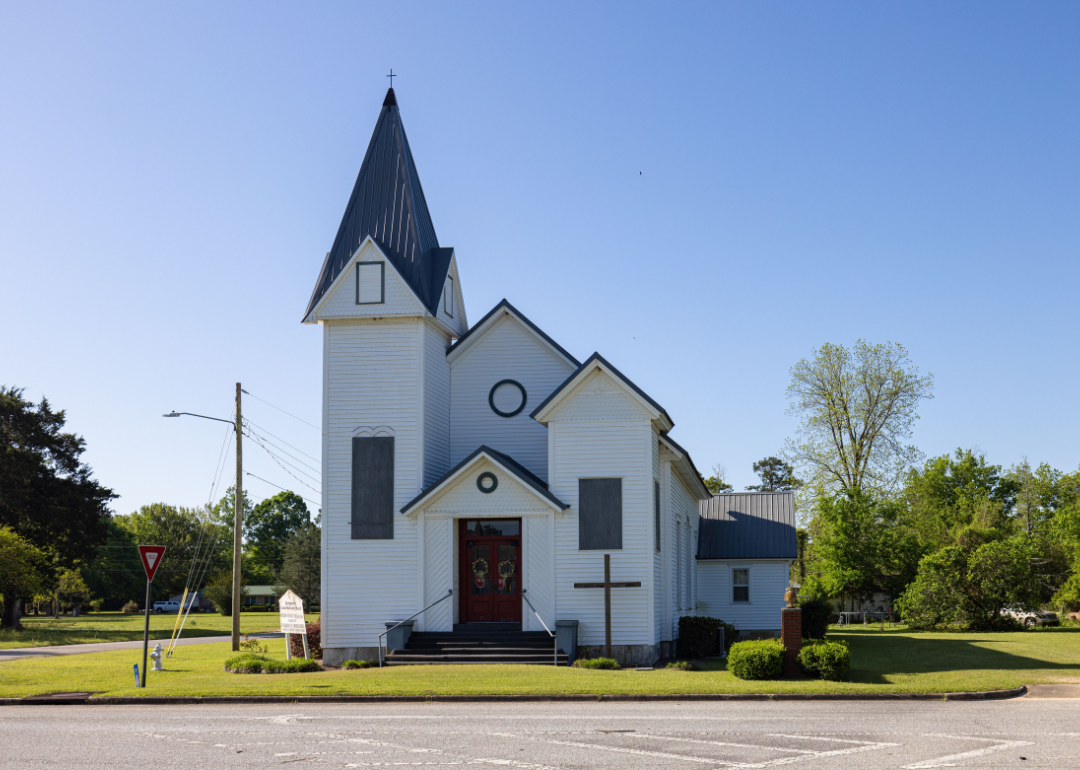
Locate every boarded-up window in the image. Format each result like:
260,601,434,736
733,568,749,602
356,262,385,304
351,436,394,539
654,481,661,553
578,478,622,550
444,275,454,317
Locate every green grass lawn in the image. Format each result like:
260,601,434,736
1,626,1078,698
0,612,319,650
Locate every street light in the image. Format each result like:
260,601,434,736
163,384,245,651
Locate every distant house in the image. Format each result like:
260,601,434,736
697,492,797,639
243,586,281,609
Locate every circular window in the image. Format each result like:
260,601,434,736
477,472,498,494
488,379,528,418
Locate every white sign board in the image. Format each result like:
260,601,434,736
278,590,307,635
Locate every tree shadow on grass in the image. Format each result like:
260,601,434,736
837,628,1080,684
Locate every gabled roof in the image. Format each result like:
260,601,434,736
697,492,797,560
446,299,579,367
400,445,569,515
529,352,674,430
659,433,711,500
304,88,451,320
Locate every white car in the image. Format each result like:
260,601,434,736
1002,607,1060,628
152,599,195,614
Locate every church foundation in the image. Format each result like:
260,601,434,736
577,644,658,667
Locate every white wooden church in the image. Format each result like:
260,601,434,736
304,89,796,666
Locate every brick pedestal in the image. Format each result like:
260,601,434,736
781,607,802,677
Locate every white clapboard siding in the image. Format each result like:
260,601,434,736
418,457,554,516
696,560,792,631
423,516,454,631
523,514,554,631
435,258,467,336
422,322,452,488
314,240,426,320
549,411,654,648
449,313,575,479
652,431,663,643
323,318,422,649
671,469,698,614
547,370,656,423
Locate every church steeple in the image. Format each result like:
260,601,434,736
305,87,450,319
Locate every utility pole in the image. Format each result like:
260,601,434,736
232,382,243,651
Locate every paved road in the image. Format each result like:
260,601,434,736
0,633,285,661
1,698,1077,769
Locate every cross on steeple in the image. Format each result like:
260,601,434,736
574,554,641,658
387,69,396,87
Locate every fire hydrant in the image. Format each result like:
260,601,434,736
150,643,164,671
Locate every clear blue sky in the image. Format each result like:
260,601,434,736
2,2,1077,514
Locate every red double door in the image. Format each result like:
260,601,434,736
460,519,521,623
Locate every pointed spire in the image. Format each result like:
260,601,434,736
305,89,450,319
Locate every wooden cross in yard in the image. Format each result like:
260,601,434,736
573,554,641,658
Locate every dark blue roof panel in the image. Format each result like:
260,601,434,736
697,492,797,560
305,88,450,319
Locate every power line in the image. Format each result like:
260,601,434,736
243,418,320,465
244,429,321,494
241,389,320,431
243,424,320,474
245,473,321,509
244,429,321,486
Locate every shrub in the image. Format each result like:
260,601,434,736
88,598,105,613
572,657,621,670
224,653,321,674
798,598,831,639
342,659,374,669
239,637,268,654
664,660,698,671
798,640,850,681
727,639,785,680
289,617,322,659
677,616,736,658
121,600,139,614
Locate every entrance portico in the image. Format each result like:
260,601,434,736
400,446,569,632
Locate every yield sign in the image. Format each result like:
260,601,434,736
138,545,167,583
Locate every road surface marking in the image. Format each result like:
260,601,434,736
901,734,1034,768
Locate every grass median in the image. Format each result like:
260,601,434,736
1,627,1078,698
0,612,319,650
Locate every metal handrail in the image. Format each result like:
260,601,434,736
521,589,558,666
378,589,453,667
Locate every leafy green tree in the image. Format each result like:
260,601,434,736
114,504,229,600
80,518,145,610
784,341,934,495
897,534,1040,630
0,526,48,624
904,449,1018,551
203,569,249,616
276,522,321,608
747,456,803,491
0,387,115,629
246,491,311,579
803,492,923,606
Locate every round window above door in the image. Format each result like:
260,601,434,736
488,380,527,418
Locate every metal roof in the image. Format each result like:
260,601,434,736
304,88,450,319
697,492,797,560
399,445,569,515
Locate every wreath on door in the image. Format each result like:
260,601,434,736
472,558,488,589
497,560,515,590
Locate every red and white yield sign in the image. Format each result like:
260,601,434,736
137,545,167,583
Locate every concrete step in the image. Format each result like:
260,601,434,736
385,653,569,665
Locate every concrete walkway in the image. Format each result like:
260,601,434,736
0,632,285,662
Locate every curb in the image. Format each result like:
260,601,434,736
0,686,1027,705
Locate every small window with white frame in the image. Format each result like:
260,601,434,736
356,262,385,305
444,275,454,317
732,568,749,602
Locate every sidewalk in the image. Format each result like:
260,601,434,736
0,632,285,662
